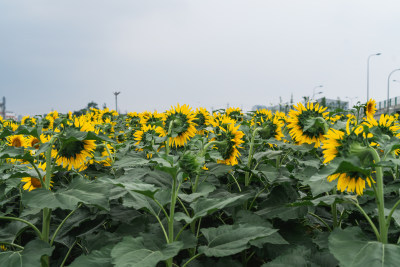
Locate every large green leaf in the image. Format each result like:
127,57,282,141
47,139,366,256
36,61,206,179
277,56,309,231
262,246,310,267
329,227,400,267
189,195,245,221
198,224,279,257
298,166,336,196
178,182,216,203
68,244,113,267
110,236,183,267
0,240,54,267
22,177,110,210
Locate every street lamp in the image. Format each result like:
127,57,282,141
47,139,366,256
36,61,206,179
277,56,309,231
345,96,359,108
387,69,400,114
312,85,323,100
367,53,381,101
113,91,121,112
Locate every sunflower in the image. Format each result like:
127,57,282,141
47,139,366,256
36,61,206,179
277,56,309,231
126,112,142,129
364,114,400,138
194,108,212,135
250,109,272,126
21,162,53,191
162,104,197,147
140,111,164,126
365,99,377,118
7,135,26,147
21,116,37,126
225,107,243,122
321,129,345,164
41,116,54,131
213,121,245,166
93,143,115,166
53,140,96,171
287,102,329,147
256,112,285,141
327,172,374,196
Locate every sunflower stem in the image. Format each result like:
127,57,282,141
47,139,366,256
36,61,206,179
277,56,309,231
50,204,82,246
0,242,24,250
352,200,381,241
331,189,338,229
368,147,387,243
0,216,42,238
165,121,174,155
29,160,44,189
166,171,178,267
245,127,261,187
386,198,400,231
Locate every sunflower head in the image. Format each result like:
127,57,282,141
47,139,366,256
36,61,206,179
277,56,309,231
287,102,329,147
7,135,27,148
53,139,96,171
365,99,377,118
179,152,202,178
328,172,374,196
251,109,272,126
225,107,243,122
194,108,212,133
214,122,244,166
163,104,197,147
21,116,37,126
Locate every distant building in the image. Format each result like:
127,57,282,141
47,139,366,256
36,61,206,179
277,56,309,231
5,111,17,120
251,105,268,111
375,97,400,117
315,97,349,111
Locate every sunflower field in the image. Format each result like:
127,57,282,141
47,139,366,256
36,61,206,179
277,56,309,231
1,100,400,267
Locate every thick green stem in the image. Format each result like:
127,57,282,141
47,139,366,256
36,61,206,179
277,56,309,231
50,204,81,246
166,173,178,267
245,127,261,187
193,140,226,193
368,147,387,243
165,121,174,155
331,189,338,229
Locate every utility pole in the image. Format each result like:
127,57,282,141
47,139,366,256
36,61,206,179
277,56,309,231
0,96,5,118
113,92,120,113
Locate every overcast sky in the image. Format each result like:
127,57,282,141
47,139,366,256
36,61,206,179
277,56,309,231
1,0,400,116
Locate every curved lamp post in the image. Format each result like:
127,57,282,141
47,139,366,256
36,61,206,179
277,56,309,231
367,53,381,101
387,69,400,114
312,85,323,100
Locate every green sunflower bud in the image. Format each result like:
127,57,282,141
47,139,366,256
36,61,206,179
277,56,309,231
179,152,202,177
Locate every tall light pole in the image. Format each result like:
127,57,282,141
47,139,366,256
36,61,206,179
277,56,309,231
387,69,400,114
113,91,121,113
367,53,381,101
312,85,323,100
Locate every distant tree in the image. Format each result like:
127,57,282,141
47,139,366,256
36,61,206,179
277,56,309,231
73,101,99,116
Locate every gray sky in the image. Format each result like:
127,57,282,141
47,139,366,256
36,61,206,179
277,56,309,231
1,0,400,116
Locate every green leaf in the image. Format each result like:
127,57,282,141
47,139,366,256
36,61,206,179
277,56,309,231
191,195,245,220
68,244,113,267
110,236,183,267
329,227,400,267
198,224,279,257
0,240,54,267
0,146,34,161
262,246,310,267
22,177,110,210
298,166,336,196
178,182,216,203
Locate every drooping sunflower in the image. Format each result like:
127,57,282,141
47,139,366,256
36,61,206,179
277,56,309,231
126,112,142,129
53,139,96,171
7,135,27,147
322,128,345,164
21,162,53,191
256,113,285,142
41,116,54,131
365,99,377,118
134,124,164,158
162,104,197,147
213,121,245,166
287,102,329,147
327,172,374,196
